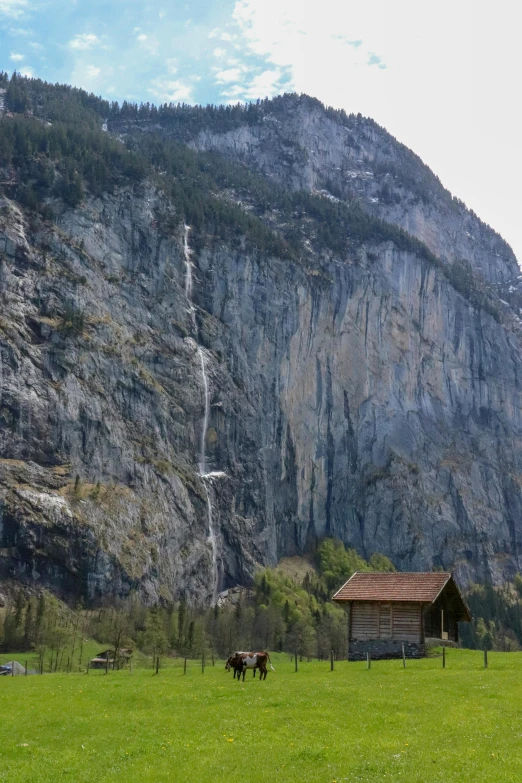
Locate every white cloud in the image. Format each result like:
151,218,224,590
8,25,31,35
68,33,100,51
9,52,24,61
229,0,522,262
218,67,285,102
69,60,109,92
19,65,33,77
243,68,284,98
215,67,245,84
237,69,283,100
0,0,28,18
165,58,178,74
149,78,194,103
135,32,159,56
213,47,227,58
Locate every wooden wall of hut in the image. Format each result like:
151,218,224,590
350,602,422,643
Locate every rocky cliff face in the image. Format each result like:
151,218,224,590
1,92,522,604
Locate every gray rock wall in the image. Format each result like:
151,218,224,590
1,175,522,605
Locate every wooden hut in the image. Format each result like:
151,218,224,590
89,648,133,670
90,650,114,670
332,572,471,660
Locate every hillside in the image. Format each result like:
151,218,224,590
1,73,522,605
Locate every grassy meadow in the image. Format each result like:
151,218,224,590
1,649,522,782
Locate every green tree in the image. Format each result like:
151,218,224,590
142,610,168,659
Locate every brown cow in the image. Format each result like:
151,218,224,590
226,652,256,679
228,652,275,681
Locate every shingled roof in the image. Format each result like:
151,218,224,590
332,572,470,619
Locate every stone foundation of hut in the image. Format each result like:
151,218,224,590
348,639,425,661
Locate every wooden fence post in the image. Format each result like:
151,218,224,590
330,649,334,671
442,646,446,669
402,644,406,668
11,661,14,677
294,652,298,673
202,652,205,674
184,657,187,675
129,659,132,675
105,653,109,675
484,648,488,669
366,652,371,670
156,656,160,675
86,661,90,675
25,661,28,676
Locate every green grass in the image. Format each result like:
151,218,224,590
1,649,521,782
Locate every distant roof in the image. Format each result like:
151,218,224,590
332,571,463,605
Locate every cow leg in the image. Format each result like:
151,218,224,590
253,668,256,678
242,668,246,682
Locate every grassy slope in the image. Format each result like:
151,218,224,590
1,650,521,782
273,554,316,582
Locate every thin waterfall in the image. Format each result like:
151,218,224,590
197,346,209,475
183,225,224,605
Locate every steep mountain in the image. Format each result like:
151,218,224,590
1,75,522,605
109,93,520,289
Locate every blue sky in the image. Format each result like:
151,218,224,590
1,0,521,262
0,0,294,105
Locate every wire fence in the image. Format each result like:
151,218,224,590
0,646,504,677
0,653,225,676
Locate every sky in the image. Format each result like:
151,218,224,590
1,0,521,263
